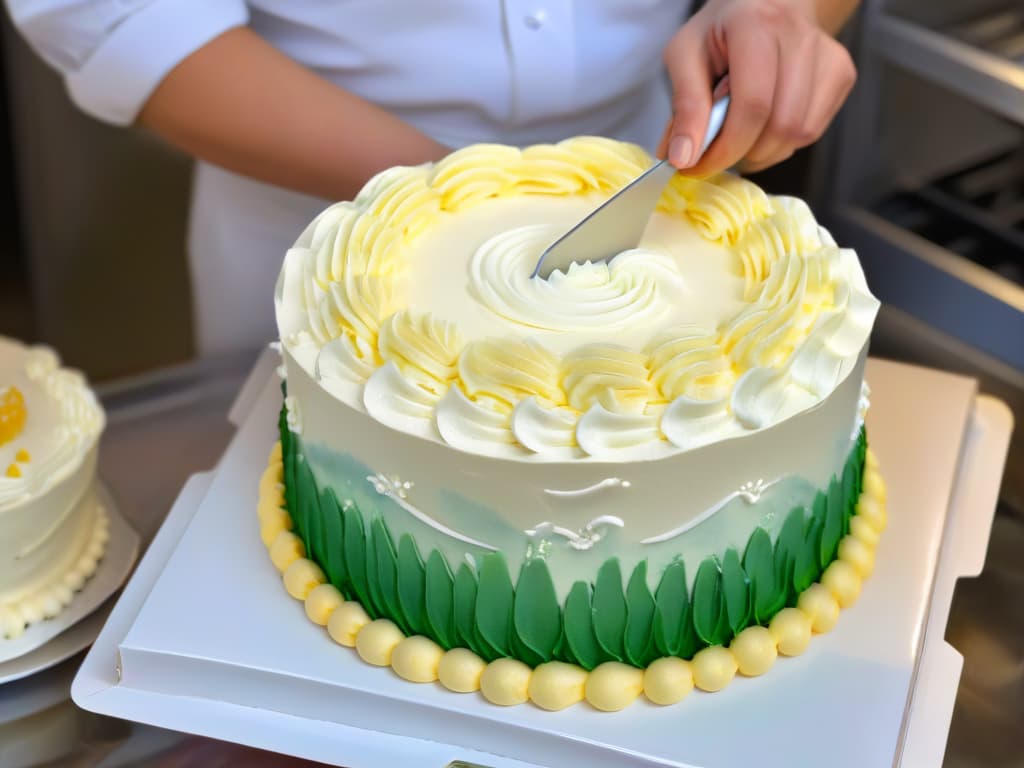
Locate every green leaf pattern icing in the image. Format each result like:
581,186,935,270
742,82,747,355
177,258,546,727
721,549,752,635
397,534,427,637
424,550,456,648
453,563,483,657
652,560,689,657
319,489,348,597
820,477,844,569
275,405,869,669
563,581,602,670
476,553,514,659
341,500,376,618
624,561,657,667
514,559,561,663
592,559,628,662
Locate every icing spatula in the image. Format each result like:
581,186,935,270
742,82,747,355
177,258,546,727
532,95,730,279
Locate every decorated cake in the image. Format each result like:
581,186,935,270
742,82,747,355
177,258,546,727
1,337,108,639
261,137,885,710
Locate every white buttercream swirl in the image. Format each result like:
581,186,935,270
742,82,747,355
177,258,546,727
469,224,682,332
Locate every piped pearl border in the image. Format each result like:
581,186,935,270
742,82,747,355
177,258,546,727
1,496,110,639
258,442,886,711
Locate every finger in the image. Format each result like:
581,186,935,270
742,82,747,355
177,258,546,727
663,23,716,169
743,28,818,169
686,18,779,176
656,118,674,160
800,39,857,145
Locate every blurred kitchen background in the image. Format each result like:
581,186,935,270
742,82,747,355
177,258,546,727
0,0,1021,765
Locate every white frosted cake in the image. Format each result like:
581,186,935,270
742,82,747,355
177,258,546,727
1,337,108,640
260,138,887,710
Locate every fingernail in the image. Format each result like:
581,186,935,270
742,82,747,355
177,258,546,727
668,135,695,168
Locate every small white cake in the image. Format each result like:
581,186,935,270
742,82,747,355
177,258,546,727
0,337,108,639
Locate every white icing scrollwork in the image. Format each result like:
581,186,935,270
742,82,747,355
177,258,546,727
365,473,497,551
641,476,784,545
543,478,631,498
525,515,625,552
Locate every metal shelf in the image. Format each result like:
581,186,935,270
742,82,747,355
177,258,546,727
872,10,1024,126
826,204,1024,371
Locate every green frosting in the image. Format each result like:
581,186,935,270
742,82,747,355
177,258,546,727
397,534,428,637
773,506,804,606
320,490,348,595
342,499,375,618
476,553,514,660
821,477,845,569
624,561,657,667
721,549,752,635
652,560,693,658
592,560,628,662
424,550,455,648
275,405,868,669
514,559,561,664
563,581,602,670
453,563,482,657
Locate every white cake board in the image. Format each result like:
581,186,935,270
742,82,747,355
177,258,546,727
0,485,139,671
71,355,1013,768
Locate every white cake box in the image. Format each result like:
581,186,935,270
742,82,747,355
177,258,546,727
72,354,1013,768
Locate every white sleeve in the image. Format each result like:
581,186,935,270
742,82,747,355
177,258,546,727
4,0,249,125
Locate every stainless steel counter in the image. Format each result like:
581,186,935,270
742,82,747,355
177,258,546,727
0,354,1020,767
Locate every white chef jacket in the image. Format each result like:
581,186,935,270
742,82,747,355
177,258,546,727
6,0,690,355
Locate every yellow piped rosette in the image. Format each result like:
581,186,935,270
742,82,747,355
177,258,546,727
258,442,887,711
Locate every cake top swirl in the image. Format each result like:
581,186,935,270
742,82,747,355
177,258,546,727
276,137,879,461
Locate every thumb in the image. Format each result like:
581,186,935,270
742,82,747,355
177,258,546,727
663,27,716,170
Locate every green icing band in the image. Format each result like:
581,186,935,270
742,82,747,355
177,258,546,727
276,401,868,670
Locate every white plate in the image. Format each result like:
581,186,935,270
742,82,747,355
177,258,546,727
71,356,1014,768
0,484,140,671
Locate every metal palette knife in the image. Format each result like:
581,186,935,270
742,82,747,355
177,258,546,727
532,95,731,279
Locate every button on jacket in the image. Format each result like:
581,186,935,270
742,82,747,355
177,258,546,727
7,0,691,354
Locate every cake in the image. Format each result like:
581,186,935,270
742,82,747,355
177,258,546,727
261,137,885,710
1,338,109,640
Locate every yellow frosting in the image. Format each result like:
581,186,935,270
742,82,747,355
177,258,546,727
0,386,26,447
584,661,644,711
849,516,881,549
857,495,887,532
269,531,305,572
390,636,444,683
643,657,694,705
304,583,343,625
480,658,532,706
326,601,370,647
692,646,737,692
798,583,841,633
838,535,875,577
438,648,487,693
283,558,325,600
822,560,862,608
355,618,404,666
769,608,813,656
730,626,778,676
528,661,588,711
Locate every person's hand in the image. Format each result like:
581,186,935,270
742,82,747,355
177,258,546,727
657,0,857,176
